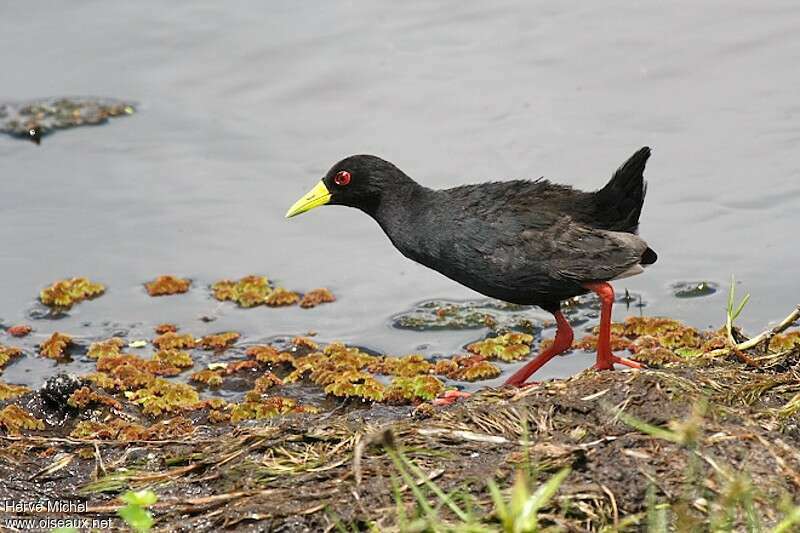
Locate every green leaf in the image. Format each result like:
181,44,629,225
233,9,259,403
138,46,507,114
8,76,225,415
117,504,153,533
121,489,157,507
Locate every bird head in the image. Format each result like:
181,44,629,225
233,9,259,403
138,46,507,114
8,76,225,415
285,155,405,218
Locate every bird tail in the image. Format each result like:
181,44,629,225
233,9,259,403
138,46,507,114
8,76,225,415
594,146,651,233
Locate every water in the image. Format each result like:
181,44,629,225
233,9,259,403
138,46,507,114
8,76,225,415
1,1,799,389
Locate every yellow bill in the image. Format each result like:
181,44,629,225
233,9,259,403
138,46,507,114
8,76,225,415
285,181,331,218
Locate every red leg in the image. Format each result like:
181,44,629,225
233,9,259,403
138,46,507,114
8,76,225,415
504,310,574,387
581,281,643,371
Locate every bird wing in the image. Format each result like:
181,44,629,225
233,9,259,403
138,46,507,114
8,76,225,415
520,216,649,283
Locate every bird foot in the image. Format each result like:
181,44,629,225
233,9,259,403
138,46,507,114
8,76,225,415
432,390,471,406
593,354,643,371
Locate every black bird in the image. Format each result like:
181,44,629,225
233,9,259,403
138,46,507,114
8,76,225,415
286,148,657,387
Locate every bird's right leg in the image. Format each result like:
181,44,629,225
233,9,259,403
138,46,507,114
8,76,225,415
504,309,574,387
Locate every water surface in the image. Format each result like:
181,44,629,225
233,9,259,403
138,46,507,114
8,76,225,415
1,0,799,388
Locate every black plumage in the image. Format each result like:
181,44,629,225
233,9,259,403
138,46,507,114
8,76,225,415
288,147,657,386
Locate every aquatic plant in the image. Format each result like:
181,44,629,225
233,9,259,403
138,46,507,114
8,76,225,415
125,378,200,416
39,277,105,308
0,344,23,368
82,372,124,391
292,336,320,350
199,332,240,351
392,298,538,331
39,332,73,359
154,323,177,334
144,275,191,296
324,371,385,401
253,371,283,392
0,404,45,434
6,324,32,337
0,381,30,400
189,369,224,387
769,331,800,352
229,396,305,423
367,354,433,377
224,360,261,375
448,357,502,381
97,354,181,379
466,332,533,362
384,375,445,402
152,332,196,350
70,416,194,441
152,349,193,369
300,288,336,308
211,275,272,307
246,345,294,365
265,287,300,307
87,337,126,359
1,97,135,143
67,386,122,410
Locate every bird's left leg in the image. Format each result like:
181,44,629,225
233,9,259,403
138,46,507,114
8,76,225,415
581,281,643,371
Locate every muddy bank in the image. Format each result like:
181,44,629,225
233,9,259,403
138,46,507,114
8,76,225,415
2,334,800,531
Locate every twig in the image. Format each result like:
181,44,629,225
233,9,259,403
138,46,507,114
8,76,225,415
736,305,800,351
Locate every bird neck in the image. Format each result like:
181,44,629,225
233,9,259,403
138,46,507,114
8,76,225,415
369,180,440,263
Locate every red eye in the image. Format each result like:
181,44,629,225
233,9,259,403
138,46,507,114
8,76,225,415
334,170,351,186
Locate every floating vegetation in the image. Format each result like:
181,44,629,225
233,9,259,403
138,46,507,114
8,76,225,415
265,287,300,307
447,357,502,381
200,332,240,351
211,275,334,310
672,281,718,298
70,416,194,441
324,372,385,401
124,379,200,416
0,405,44,434
0,97,135,143
229,396,308,423
87,337,126,359
0,344,23,368
0,381,30,400
466,332,533,362
155,323,178,334
385,375,445,402
245,345,294,366
145,275,191,296
67,386,123,410
300,288,336,308
152,349,193,369
189,369,224,387
224,360,260,375
392,298,533,331
39,277,105,309
39,332,73,360
253,372,283,393
0,281,797,532
368,354,433,377
6,324,32,337
153,332,196,350
769,330,800,352
211,275,273,308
